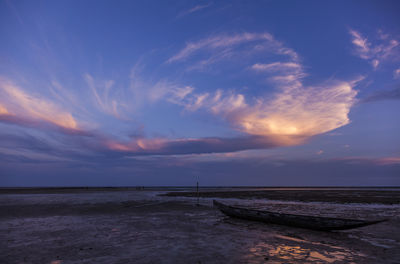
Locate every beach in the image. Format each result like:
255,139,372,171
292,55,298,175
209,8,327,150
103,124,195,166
1,188,399,263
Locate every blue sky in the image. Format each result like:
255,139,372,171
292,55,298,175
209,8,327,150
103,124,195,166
0,0,399,186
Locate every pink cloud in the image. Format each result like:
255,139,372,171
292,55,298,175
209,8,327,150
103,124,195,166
335,156,400,166
375,157,400,166
0,78,79,130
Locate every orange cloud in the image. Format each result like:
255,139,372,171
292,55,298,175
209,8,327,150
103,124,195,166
235,81,357,139
0,104,9,115
0,77,78,130
168,80,357,146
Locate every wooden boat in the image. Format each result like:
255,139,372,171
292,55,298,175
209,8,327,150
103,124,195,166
213,200,387,231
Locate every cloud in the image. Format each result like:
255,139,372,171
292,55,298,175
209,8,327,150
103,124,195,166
0,114,90,136
177,3,212,18
81,70,193,120
394,68,400,79
166,81,357,147
360,87,400,103
349,29,400,69
335,156,400,166
375,157,400,165
166,32,358,146
167,32,299,65
104,135,283,156
3,142,398,186
0,125,283,164
128,68,193,110
251,61,306,90
0,104,9,115
251,62,302,72
0,77,80,131
0,75,279,157
349,29,370,59
174,89,247,113
0,31,360,160
244,82,356,135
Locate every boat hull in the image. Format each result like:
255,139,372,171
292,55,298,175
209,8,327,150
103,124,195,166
213,200,386,231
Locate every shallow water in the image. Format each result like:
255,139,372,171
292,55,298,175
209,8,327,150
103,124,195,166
1,189,399,263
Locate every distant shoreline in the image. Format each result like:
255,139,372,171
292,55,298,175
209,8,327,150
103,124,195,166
1,186,399,190
1,187,400,205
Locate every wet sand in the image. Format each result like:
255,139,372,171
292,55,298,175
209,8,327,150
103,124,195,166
162,189,400,205
1,188,399,263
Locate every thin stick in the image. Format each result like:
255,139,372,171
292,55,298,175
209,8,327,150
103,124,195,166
196,175,199,206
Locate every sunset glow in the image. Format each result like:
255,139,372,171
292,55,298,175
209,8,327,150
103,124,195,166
0,0,398,186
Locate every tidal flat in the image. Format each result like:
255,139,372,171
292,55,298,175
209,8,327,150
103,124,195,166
1,188,399,263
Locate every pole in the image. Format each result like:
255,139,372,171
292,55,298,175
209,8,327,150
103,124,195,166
196,175,199,206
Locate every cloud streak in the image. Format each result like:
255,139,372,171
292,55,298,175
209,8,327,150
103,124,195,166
0,77,80,131
104,135,284,156
360,87,400,103
167,32,299,65
177,3,212,18
349,29,400,69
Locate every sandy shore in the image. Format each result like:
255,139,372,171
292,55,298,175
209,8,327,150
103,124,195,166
1,189,399,263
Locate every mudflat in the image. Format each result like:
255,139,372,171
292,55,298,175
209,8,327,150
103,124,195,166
162,188,400,204
1,188,399,263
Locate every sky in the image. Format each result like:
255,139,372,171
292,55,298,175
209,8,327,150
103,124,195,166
0,0,399,186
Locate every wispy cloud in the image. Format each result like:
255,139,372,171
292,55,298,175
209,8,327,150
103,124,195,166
83,70,189,120
349,30,370,59
251,61,306,90
0,77,79,131
84,74,121,118
167,32,299,65
172,89,246,113
104,135,281,155
251,62,302,72
349,29,400,69
335,156,400,166
177,3,212,18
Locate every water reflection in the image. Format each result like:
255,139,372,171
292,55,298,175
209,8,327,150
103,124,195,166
269,244,310,260
245,234,365,263
269,245,345,262
246,242,349,263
